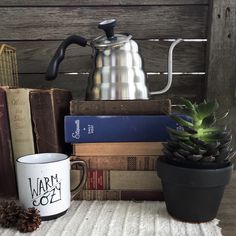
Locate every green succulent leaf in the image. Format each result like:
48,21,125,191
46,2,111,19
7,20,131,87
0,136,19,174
189,137,206,146
167,127,191,137
216,110,229,120
178,141,195,152
173,151,186,160
179,98,195,110
196,100,219,120
183,126,198,134
175,106,196,119
178,148,191,156
163,149,173,157
165,141,179,149
201,114,216,128
201,156,216,162
170,114,193,128
203,141,221,151
187,154,203,161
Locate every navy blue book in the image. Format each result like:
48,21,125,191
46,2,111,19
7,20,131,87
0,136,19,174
64,115,186,143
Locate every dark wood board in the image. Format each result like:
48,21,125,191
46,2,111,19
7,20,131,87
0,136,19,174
19,73,204,103
4,40,206,73
0,0,209,6
206,0,236,148
0,6,208,40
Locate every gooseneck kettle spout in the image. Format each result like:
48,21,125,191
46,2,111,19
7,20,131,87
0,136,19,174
149,38,183,95
45,19,183,100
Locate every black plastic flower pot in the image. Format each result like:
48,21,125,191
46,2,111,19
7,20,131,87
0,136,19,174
157,158,233,223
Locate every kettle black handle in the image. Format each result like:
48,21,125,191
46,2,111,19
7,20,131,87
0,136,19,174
46,35,87,80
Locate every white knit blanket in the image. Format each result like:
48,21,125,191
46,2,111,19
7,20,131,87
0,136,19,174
0,201,222,236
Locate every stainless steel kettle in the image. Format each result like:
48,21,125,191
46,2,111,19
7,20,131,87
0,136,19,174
46,19,182,100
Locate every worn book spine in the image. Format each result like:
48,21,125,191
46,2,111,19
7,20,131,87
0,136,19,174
70,155,159,170
73,142,164,156
70,99,171,115
65,115,187,143
74,190,164,201
76,170,161,190
5,88,35,160
0,88,17,197
30,89,72,154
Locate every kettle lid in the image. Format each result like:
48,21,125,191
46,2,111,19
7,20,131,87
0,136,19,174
92,19,132,48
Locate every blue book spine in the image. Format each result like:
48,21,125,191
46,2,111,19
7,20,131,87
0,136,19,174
64,115,186,143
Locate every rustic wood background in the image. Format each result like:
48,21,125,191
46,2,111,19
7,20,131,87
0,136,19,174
0,0,235,148
0,0,208,102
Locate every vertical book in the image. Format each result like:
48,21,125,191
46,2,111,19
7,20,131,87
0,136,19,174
30,89,72,154
0,87,17,197
5,88,35,160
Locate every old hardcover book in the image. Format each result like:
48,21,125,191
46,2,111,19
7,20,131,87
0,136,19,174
30,89,72,154
64,115,187,143
0,88,17,197
70,155,159,170
74,190,164,201
70,99,171,115
5,88,35,160
71,169,162,190
73,142,164,156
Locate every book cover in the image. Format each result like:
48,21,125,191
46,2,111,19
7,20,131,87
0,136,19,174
70,155,159,170
74,190,164,201
65,115,186,143
5,88,35,160
70,99,171,115
30,88,72,154
73,142,164,156
71,169,162,190
0,88,17,197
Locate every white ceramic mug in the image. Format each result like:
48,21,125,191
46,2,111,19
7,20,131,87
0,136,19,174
16,153,87,220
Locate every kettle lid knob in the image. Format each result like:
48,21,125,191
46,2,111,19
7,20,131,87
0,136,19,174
98,19,117,41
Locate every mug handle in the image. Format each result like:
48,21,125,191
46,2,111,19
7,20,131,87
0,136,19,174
70,159,87,199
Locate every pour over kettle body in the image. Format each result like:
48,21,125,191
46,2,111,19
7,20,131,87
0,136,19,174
46,19,182,100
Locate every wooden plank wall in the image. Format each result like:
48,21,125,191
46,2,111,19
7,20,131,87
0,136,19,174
0,0,208,102
207,0,236,150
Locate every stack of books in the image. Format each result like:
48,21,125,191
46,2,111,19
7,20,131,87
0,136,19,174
66,100,180,201
0,87,72,198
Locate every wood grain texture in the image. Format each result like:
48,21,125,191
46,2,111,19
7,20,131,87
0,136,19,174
6,40,205,73
206,0,236,148
19,73,205,103
0,6,208,40
218,171,236,236
0,0,209,6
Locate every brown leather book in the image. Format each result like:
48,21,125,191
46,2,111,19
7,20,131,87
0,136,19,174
74,190,164,201
30,88,72,154
71,155,159,170
70,99,171,115
0,88,17,198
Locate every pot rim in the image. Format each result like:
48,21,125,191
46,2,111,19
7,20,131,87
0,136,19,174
157,158,233,188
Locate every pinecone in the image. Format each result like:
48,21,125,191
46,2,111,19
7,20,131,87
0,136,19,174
0,201,22,228
17,207,41,233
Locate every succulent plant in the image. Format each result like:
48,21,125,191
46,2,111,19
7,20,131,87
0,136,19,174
163,98,235,167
